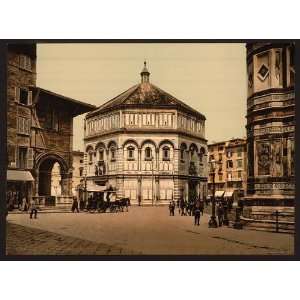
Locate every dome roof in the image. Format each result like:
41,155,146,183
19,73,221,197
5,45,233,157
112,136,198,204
87,62,205,120
87,82,205,120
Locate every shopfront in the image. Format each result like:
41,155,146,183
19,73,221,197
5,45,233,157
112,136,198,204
6,170,34,210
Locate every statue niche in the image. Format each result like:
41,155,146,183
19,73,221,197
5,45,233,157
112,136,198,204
257,142,271,176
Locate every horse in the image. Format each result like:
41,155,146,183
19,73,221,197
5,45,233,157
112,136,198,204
118,197,130,212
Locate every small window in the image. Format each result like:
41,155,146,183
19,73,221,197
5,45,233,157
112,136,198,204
111,148,116,160
145,147,152,160
99,150,104,161
18,147,27,169
227,160,233,168
209,155,214,161
238,170,242,178
17,117,30,135
79,168,83,177
89,152,93,163
19,55,32,71
180,149,185,160
226,151,232,158
218,174,222,181
237,159,243,168
20,88,29,105
79,159,83,164
127,146,134,160
218,153,222,161
45,108,59,131
162,146,170,161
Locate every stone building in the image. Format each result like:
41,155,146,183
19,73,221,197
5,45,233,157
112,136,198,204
244,43,295,207
84,62,208,205
6,44,95,207
208,138,247,201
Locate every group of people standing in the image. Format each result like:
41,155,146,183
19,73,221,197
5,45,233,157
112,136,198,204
169,198,205,226
6,193,39,219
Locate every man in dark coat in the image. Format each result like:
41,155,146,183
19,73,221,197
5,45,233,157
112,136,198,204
72,196,79,213
194,205,201,226
180,198,185,216
217,202,224,227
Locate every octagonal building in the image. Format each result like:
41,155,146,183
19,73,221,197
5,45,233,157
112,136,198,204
83,63,208,205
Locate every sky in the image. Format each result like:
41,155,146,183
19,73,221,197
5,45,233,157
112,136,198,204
37,43,247,151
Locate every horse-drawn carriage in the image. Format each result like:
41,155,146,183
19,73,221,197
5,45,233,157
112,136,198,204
85,187,130,213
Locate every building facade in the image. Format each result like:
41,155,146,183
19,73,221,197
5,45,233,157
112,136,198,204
245,43,295,206
84,63,208,205
6,44,95,208
208,138,247,200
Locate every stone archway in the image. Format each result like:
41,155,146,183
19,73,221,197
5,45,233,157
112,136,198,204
35,153,70,197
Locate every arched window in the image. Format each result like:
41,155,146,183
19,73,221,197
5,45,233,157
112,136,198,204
145,147,152,160
162,146,170,161
127,146,135,160
111,148,116,161
180,149,184,160
99,149,104,161
88,151,93,164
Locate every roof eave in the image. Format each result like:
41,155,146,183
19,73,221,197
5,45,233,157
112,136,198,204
33,87,96,116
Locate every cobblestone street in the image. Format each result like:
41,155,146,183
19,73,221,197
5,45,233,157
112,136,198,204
7,206,294,255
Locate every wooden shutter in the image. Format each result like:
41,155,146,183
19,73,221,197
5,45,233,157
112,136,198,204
27,148,34,169
15,87,20,102
28,91,32,105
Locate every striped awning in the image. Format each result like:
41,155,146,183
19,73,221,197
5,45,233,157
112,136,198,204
7,170,34,181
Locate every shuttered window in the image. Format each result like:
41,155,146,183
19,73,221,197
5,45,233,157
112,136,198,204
15,87,32,105
19,55,32,71
17,117,31,135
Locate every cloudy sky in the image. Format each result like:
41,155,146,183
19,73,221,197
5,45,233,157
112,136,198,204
37,43,247,151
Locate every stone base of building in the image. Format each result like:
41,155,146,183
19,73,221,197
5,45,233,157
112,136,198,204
243,195,294,207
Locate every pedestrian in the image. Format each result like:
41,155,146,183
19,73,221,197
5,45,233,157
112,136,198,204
29,198,38,219
21,196,28,212
199,199,204,216
169,201,173,216
217,202,224,227
194,205,201,226
171,200,176,216
72,196,79,213
180,198,185,216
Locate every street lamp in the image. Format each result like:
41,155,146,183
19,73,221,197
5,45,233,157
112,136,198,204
208,159,218,228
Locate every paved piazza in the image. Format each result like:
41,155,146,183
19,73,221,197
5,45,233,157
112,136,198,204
7,207,294,255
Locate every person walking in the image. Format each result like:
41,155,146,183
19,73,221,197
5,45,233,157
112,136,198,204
29,198,38,219
21,196,28,212
169,201,173,216
194,205,201,226
199,199,204,216
217,202,224,227
180,198,185,216
72,196,79,213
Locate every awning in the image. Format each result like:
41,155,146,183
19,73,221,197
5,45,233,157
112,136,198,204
7,170,34,182
86,184,107,192
224,191,234,197
215,191,225,197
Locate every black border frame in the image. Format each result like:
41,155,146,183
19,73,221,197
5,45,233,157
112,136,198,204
0,39,299,261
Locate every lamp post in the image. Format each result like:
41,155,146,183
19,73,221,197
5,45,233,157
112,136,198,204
208,159,218,228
